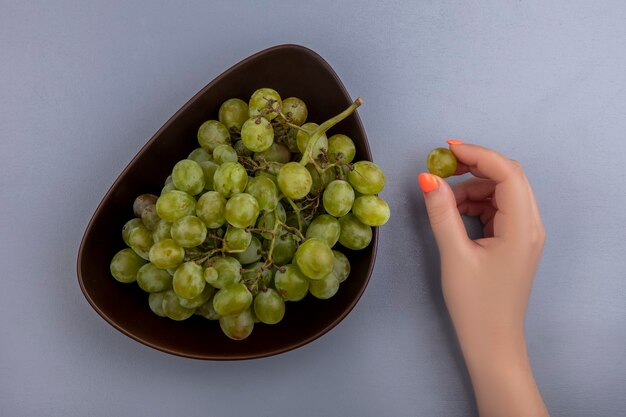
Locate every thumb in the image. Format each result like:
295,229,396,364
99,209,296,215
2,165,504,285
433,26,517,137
418,173,469,255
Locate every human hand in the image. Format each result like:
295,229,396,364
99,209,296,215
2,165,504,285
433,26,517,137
419,141,549,417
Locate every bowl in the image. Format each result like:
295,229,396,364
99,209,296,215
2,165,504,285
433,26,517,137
77,44,378,360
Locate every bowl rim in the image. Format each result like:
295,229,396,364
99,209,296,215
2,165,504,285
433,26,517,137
76,43,378,360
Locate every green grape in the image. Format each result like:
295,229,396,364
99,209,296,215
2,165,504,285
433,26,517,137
204,266,218,285
327,134,356,163
213,283,253,316
171,215,207,247
254,142,291,163
188,147,213,163
233,140,253,157
307,164,335,196
267,232,297,266
196,295,221,320
241,261,274,293
274,264,309,301
241,117,274,152
213,161,248,198
245,176,278,212
161,182,176,194
322,180,355,217
152,219,172,242
148,292,167,317
294,238,335,280
205,256,242,289
285,211,311,233
156,190,196,223
305,214,341,247
198,120,230,152
296,122,328,158
225,193,260,228
347,161,385,195
309,273,340,299
284,127,300,153
173,261,205,299
224,227,252,252
178,285,214,309
232,236,262,264
149,238,185,269
277,162,312,200
256,203,286,238
256,171,278,186
122,218,143,246
128,225,154,259
338,213,372,250
199,160,219,191
110,248,146,283
196,190,226,229
141,204,160,230
331,250,350,283
219,309,254,340
427,147,457,178
352,195,390,226
213,144,238,164
137,263,173,293
281,97,308,126
248,88,282,120
266,161,283,175
254,289,285,324
133,194,158,217
172,159,205,195
161,289,195,321
219,98,249,133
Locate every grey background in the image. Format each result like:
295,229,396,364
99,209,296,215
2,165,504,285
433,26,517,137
1,1,625,416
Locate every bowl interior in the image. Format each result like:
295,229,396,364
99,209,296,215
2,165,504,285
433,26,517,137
77,44,378,360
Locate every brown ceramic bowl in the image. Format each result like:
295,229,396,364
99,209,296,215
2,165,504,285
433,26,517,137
77,44,378,360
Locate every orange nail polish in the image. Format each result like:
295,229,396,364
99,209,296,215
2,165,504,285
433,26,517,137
418,173,439,193
447,139,464,145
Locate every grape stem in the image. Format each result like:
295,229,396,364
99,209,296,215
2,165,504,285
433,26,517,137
285,197,303,231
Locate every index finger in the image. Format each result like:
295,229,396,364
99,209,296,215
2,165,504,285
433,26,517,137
449,143,518,183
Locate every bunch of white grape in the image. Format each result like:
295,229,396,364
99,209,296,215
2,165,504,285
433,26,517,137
110,88,390,340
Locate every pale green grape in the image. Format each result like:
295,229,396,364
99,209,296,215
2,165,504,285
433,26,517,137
309,273,340,299
178,285,214,309
213,283,253,316
256,171,278,187
213,144,238,164
347,161,385,195
198,120,230,152
427,147,457,178
233,140,253,157
241,261,274,293
338,213,372,250
161,182,176,194
274,264,309,301
296,122,328,158
331,250,350,283
196,295,221,320
156,190,196,222
322,180,355,217
254,289,285,324
241,117,274,152
173,261,205,299
352,195,390,226
137,263,172,293
141,204,160,230
307,164,335,196
148,292,167,317
188,147,213,163
245,176,278,212
256,203,287,238
213,161,248,198
305,214,341,247
110,248,146,283
254,142,290,163
294,238,334,280
232,236,262,265
161,289,195,321
327,134,356,163
149,238,185,269
281,97,308,126
128,225,154,259
205,256,242,289
225,193,260,228
248,88,281,120
224,227,252,252
122,218,143,246
133,194,158,217
219,98,249,132
172,159,205,195
196,191,226,229
199,160,219,191
219,309,254,340
267,232,297,266
171,215,207,248
152,219,172,242
277,162,312,200
204,266,218,285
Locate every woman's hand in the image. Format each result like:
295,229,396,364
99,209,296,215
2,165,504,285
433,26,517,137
419,141,549,417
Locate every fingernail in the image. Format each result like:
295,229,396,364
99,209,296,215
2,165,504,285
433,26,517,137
447,139,464,145
418,173,439,193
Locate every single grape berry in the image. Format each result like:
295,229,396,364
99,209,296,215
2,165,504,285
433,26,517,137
426,148,457,178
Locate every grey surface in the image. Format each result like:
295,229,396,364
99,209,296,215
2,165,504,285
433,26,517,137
1,1,625,416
